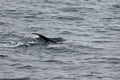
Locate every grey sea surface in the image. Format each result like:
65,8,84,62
0,0,120,80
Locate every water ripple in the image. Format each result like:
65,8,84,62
0,55,8,58
43,60,65,64
0,0,120,80
112,4,120,8
0,77,30,80
53,16,84,21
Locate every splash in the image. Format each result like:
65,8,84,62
0,41,25,48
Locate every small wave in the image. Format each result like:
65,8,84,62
60,30,80,36
0,41,33,48
97,57,120,64
17,65,34,69
47,45,76,53
91,40,112,43
24,15,37,19
52,16,84,21
0,77,29,80
0,22,6,25
57,16,84,21
102,57,120,60
1,33,16,37
72,33,90,37
44,0,63,4
60,31,73,35
0,39,42,48
70,44,104,50
0,32,23,40
60,7,79,12
24,27,45,32
43,59,65,64
112,4,120,8
0,55,8,58
107,27,120,31
0,41,18,48
102,17,120,22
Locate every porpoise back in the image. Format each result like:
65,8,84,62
32,33,57,44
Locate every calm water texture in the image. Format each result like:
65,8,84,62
0,0,120,80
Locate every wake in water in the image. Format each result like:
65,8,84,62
0,33,65,48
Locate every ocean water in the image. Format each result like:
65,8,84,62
0,0,120,80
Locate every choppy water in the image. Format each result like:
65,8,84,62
0,0,120,80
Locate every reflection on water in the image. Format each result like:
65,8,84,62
0,0,120,80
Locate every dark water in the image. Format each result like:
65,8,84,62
0,0,120,80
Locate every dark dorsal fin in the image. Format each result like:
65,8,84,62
32,33,57,43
